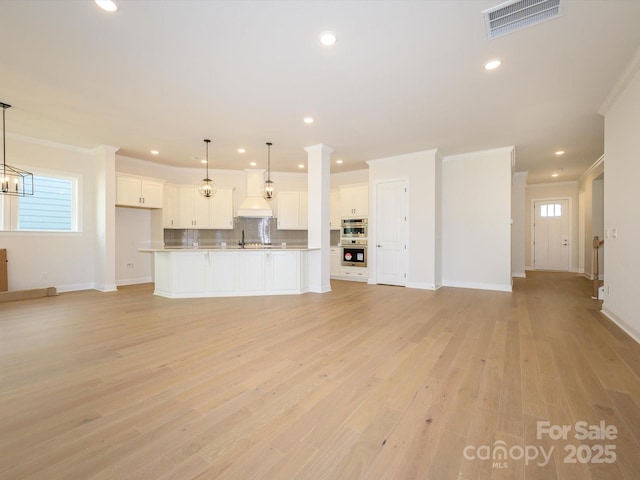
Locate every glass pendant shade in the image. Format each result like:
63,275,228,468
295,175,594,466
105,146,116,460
198,139,216,198
262,179,276,200
263,142,276,200
198,177,216,198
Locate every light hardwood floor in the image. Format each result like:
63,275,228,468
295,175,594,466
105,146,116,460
1,272,639,479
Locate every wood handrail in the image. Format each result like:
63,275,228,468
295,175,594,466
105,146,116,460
593,236,604,298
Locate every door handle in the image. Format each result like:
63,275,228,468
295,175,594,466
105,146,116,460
377,244,382,248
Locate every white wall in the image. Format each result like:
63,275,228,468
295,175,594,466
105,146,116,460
577,157,604,278
512,172,527,278
367,150,441,290
115,207,153,286
599,48,640,343
0,136,100,292
330,169,369,188
442,147,513,292
525,182,579,272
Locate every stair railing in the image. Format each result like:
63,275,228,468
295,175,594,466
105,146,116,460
593,236,604,299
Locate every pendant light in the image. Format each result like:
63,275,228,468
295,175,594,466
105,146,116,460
198,138,216,198
1,102,34,196
262,142,276,200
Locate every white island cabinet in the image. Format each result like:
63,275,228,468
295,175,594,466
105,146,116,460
150,248,311,298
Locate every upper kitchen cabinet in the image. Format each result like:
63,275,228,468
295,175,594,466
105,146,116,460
177,185,209,228
163,184,179,228
277,191,308,230
116,174,164,208
208,188,234,230
173,185,234,229
339,184,368,218
330,190,341,230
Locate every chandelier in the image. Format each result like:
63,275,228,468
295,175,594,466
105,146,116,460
198,138,216,198
1,102,34,196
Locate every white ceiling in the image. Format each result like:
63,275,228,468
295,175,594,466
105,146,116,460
1,1,639,184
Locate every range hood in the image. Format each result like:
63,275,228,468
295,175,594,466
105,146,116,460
237,169,273,217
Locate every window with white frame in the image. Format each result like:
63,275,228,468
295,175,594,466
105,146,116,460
0,171,80,232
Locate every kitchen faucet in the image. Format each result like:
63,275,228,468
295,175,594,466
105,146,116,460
239,230,245,248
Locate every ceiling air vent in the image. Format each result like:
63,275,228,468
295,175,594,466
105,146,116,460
483,0,565,39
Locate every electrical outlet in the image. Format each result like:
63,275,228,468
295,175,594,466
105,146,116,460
126,263,134,269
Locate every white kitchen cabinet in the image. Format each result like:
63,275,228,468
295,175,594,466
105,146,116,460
176,186,234,229
339,184,368,218
209,189,234,229
163,184,179,228
270,251,300,292
240,251,267,292
341,266,368,282
330,191,341,230
116,174,164,208
277,191,308,230
176,186,208,228
160,251,208,294
151,249,309,298
208,252,237,293
330,247,341,277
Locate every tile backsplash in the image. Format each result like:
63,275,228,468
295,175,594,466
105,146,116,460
164,217,341,247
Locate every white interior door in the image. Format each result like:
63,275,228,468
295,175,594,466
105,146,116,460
533,199,570,271
375,180,407,286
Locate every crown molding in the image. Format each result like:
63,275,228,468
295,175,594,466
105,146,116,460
599,45,640,116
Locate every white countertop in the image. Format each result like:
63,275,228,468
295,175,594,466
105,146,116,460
141,246,319,252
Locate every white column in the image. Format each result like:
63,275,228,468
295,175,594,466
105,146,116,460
304,143,333,293
93,144,119,292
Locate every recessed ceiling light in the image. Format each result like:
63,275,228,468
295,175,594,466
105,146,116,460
95,0,118,12
319,31,337,46
303,117,314,124
238,148,246,154
555,150,565,156
298,164,305,169
336,159,343,164
551,173,559,177
484,58,501,70
200,159,207,164
150,150,159,155
250,162,257,166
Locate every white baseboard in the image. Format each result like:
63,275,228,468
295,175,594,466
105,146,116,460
525,265,533,271
116,276,153,287
512,271,526,278
601,304,640,345
406,281,437,290
56,282,97,293
309,283,332,293
93,283,118,292
441,280,512,293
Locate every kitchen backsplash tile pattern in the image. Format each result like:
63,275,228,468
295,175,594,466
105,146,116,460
164,217,339,247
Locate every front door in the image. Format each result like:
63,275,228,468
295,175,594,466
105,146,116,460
375,180,407,286
533,199,570,271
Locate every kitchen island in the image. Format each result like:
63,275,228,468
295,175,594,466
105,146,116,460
141,247,315,298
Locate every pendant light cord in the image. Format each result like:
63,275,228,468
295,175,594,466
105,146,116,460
266,142,272,181
204,138,211,179
2,105,6,179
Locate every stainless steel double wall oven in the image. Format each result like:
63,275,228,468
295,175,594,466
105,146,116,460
340,218,367,267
